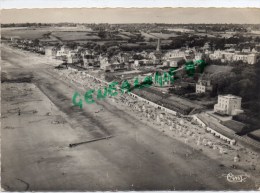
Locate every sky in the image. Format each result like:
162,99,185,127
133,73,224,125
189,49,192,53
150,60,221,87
1,8,260,24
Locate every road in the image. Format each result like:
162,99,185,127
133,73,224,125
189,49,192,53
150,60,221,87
1,44,255,191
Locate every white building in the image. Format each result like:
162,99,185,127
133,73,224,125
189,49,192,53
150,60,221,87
194,53,203,61
163,49,187,67
233,53,248,63
148,52,158,64
247,54,257,64
214,94,244,116
56,46,70,57
209,50,223,60
163,56,183,67
133,60,140,68
164,50,185,59
45,46,57,58
100,57,111,71
209,50,258,64
196,79,212,93
196,83,206,93
67,51,81,64
242,48,251,53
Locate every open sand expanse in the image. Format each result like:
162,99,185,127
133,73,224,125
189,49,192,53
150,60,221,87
1,44,259,191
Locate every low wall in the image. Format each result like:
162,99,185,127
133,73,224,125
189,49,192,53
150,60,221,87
192,115,206,127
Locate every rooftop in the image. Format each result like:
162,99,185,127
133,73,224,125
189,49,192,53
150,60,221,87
248,129,260,142
221,120,247,134
235,52,249,56
219,94,241,99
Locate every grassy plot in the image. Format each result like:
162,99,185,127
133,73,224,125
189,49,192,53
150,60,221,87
120,31,136,37
1,28,51,40
140,31,157,40
52,31,100,41
116,34,130,39
150,32,179,39
1,27,95,40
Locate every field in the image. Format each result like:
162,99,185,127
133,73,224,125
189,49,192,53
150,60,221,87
194,33,216,37
140,31,157,40
52,31,100,41
1,27,178,47
116,34,130,39
120,31,136,37
140,31,179,40
150,32,178,39
1,28,51,39
1,27,98,42
167,28,195,33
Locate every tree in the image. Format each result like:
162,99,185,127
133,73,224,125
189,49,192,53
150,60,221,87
33,39,40,46
121,80,131,93
177,59,186,66
132,54,144,60
98,31,106,39
107,47,120,58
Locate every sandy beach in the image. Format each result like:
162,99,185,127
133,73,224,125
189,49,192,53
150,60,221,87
1,44,259,191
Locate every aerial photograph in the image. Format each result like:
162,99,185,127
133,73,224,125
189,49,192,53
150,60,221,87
1,8,260,191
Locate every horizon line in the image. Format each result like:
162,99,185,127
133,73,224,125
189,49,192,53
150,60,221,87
2,22,260,25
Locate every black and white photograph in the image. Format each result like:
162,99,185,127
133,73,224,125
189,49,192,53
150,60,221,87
1,7,260,191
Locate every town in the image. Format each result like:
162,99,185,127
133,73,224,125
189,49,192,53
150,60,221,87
1,13,260,191
72,59,206,108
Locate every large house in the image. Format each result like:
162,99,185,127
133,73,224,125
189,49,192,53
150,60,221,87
209,50,258,64
100,56,111,71
45,47,57,58
163,57,183,67
45,47,57,57
82,51,98,68
56,46,70,57
164,49,185,59
163,50,186,67
214,94,244,116
196,79,213,94
67,51,81,64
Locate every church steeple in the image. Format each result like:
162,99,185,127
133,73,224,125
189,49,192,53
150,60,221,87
154,38,162,62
